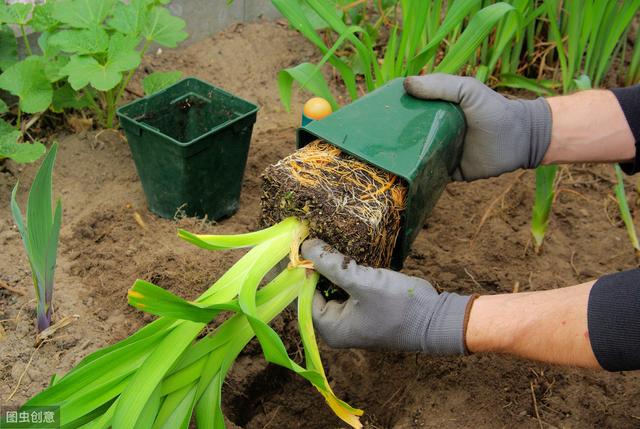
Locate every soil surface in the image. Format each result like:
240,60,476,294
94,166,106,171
2,20,640,429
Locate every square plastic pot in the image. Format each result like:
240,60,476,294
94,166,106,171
297,78,466,269
117,77,258,220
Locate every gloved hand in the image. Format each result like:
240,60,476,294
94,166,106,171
403,73,552,181
301,239,476,354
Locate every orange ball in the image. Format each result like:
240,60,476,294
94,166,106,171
303,97,332,120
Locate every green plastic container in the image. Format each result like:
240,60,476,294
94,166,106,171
117,78,258,220
297,78,466,269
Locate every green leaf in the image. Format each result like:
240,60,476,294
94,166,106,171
142,71,182,95
436,3,517,74
573,74,592,91
45,56,70,83
2,140,47,164
53,0,117,29
48,27,110,55
0,24,17,70
178,217,301,250
127,279,238,323
614,163,640,252
108,0,149,36
0,56,53,114
51,83,92,112
61,34,141,91
0,124,46,164
31,2,60,32
277,62,338,112
142,6,188,47
0,98,7,113
0,3,33,25
496,73,555,96
531,164,557,250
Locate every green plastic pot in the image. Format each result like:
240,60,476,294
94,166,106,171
117,77,258,220
297,78,466,269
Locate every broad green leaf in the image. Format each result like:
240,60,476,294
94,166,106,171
45,56,70,83
108,0,149,36
51,83,92,112
142,71,182,95
0,123,46,164
0,3,33,25
0,98,7,113
142,6,188,47
61,34,141,91
0,56,53,113
52,0,117,29
62,56,120,91
278,62,338,112
0,24,17,70
1,140,47,164
31,2,60,32
48,27,109,55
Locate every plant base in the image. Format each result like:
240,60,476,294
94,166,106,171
261,141,406,268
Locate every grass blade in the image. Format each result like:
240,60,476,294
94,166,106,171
531,164,557,252
614,164,640,254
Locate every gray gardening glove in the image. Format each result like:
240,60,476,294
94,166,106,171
403,73,552,181
301,239,475,354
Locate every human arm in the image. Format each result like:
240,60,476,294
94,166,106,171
302,240,640,371
542,90,634,164
403,75,639,180
466,281,599,368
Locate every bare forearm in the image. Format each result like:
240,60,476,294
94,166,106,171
466,281,600,368
542,90,635,164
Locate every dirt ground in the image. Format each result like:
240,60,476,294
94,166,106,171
2,20,640,429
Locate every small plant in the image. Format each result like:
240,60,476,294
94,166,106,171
24,218,363,428
0,0,188,129
530,164,556,252
0,8,44,164
11,143,61,332
613,164,640,255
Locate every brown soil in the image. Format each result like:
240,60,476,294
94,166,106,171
2,20,640,429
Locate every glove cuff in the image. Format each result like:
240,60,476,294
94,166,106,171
524,97,553,168
421,292,474,355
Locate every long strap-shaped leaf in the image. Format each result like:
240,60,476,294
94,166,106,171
435,3,517,74
239,266,363,428
408,0,481,75
112,230,295,427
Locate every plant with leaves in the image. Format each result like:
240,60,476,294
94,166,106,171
0,7,44,164
24,218,364,428
0,0,188,129
273,0,519,111
11,143,61,332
